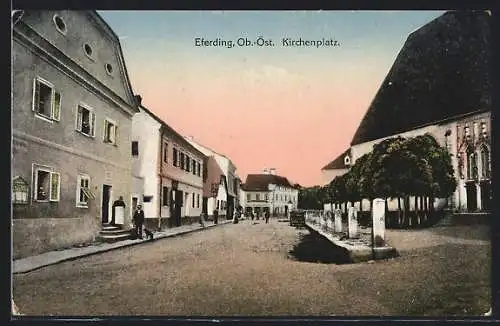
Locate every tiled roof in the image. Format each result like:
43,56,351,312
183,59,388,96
351,10,491,146
322,148,351,170
242,174,293,191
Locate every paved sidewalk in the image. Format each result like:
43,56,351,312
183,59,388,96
13,220,233,274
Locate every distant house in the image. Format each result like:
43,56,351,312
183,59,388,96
241,169,299,217
202,155,228,219
320,148,351,186
12,10,138,258
346,10,491,213
185,136,240,220
131,102,205,230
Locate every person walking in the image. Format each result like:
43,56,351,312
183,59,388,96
213,208,219,225
133,205,145,239
265,210,270,224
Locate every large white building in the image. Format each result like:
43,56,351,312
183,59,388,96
131,102,205,230
240,169,299,217
323,11,492,214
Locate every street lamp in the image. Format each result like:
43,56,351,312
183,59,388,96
12,176,29,204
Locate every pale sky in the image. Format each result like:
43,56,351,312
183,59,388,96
98,10,445,186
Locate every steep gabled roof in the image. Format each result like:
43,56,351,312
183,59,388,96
242,174,292,191
322,148,351,170
351,10,491,146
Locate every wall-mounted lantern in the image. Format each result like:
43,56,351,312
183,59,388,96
12,176,29,204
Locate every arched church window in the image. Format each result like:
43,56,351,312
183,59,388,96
467,150,477,180
480,145,490,178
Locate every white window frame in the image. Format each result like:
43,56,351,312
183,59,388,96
103,118,118,145
32,163,61,202
76,174,91,208
75,103,96,138
32,76,61,122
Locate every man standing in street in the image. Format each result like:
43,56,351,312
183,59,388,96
265,210,270,224
133,205,145,239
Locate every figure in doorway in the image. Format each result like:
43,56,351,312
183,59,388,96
111,196,125,225
133,205,145,239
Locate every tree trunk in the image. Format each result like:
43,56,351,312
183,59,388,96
415,196,420,226
406,196,411,228
397,197,402,228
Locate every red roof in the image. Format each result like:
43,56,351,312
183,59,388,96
242,174,292,191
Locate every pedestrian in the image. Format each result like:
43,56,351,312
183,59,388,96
111,196,125,225
213,208,218,225
199,212,206,227
233,208,239,224
251,211,254,221
265,210,270,224
133,205,145,239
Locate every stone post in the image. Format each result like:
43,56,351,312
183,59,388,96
348,206,358,238
326,211,333,232
334,209,342,233
372,198,386,247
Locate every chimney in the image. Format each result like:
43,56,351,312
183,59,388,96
269,168,276,175
134,94,142,106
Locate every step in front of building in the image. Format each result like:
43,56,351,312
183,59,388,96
97,224,133,243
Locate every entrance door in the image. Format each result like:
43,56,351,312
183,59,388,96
132,197,138,214
284,205,289,216
174,190,183,227
202,197,208,214
480,181,491,212
102,185,112,224
466,182,477,211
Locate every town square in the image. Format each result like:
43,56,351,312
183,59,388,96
11,9,495,317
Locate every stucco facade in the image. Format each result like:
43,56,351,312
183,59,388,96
185,137,239,220
12,10,138,258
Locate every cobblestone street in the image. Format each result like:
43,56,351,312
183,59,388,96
13,219,491,316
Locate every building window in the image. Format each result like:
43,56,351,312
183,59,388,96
265,193,268,201
256,194,260,201
103,119,118,145
203,162,207,182
192,160,196,175
247,193,250,201
53,14,67,35
180,153,185,170
467,151,477,180
143,195,153,203
162,186,169,206
12,176,29,204
105,63,113,75
186,156,191,172
163,143,168,163
197,162,201,177
465,126,471,138
32,77,61,121
480,146,490,178
83,43,93,59
173,148,178,166
76,174,91,207
197,194,200,208
131,141,139,156
76,104,95,137
217,200,220,209
481,122,487,136
473,122,478,139
192,193,195,208
33,165,60,202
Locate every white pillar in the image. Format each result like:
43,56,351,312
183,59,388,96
334,209,342,233
476,182,482,211
348,206,358,238
372,198,386,247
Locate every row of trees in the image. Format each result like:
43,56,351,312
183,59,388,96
300,134,457,228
